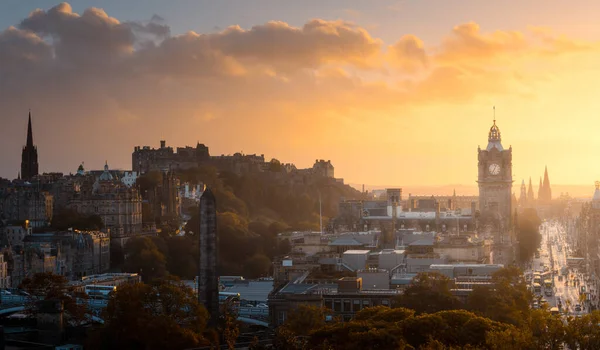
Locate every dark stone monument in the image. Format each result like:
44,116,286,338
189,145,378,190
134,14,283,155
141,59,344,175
198,187,219,326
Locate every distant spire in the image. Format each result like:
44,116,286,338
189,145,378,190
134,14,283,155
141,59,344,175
527,177,535,202
26,110,33,148
542,166,551,202
493,106,496,124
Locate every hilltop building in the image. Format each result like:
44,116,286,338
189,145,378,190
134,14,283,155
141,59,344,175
132,140,338,180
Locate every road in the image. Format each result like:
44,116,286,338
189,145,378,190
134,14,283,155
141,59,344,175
529,220,591,316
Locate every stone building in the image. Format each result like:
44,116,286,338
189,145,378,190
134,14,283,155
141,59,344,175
68,162,143,246
312,160,334,178
132,140,210,174
0,183,53,228
7,230,110,284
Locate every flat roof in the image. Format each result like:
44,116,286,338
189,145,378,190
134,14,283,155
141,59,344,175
343,250,371,254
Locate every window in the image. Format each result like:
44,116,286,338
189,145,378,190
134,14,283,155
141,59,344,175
362,300,370,308
382,300,390,306
353,299,361,312
343,299,351,312
334,299,342,312
278,311,286,325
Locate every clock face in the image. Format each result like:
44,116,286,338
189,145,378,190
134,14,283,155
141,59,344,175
488,163,501,175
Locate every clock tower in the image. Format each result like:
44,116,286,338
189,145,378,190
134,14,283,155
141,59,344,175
478,118,512,229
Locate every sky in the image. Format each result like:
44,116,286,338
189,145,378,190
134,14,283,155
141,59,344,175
2,1,600,195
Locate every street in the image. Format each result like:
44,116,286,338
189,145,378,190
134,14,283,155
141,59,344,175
528,220,594,316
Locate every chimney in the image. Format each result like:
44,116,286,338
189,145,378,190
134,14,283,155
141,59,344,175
160,140,166,149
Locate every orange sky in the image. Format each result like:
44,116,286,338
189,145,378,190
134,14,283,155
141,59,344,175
2,3,600,196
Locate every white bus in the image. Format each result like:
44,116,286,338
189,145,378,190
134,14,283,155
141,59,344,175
85,285,116,299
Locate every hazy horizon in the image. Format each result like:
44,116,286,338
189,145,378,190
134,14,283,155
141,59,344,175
349,183,595,199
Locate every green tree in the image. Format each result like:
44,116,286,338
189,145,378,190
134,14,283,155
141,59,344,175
528,309,565,350
394,272,460,314
20,272,89,325
123,237,168,282
165,236,198,279
100,280,210,350
517,208,542,262
467,267,532,326
51,208,104,231
565,310,600,350
282,305,331,336
486,326,534,350
243,253,271,278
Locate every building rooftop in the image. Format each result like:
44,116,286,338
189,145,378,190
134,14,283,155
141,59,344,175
408,237,434,246
329,237,364,246
343,250,371,255
223,281,274,302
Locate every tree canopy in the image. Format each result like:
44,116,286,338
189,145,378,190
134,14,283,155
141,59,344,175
91,280,210,350
516,208,542,262
394,272,460,314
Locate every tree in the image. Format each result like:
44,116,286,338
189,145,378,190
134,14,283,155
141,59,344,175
99,280,210,350
528,309,565,350
165,236,198,279
394,272,460,314
467,267,532,326
123,237,168,282
517,208,542,262
565,311,600,350
51,208,104,231
282,304,331,336
20,272,89,325
486,326,534,350
244,254,271,278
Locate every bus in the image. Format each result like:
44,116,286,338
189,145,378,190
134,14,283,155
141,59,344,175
533,276,541,285
219,276,245,287
544,279,553,289
85,285,116,299
219,292,241,303
550,307,559,315
533,283,542,294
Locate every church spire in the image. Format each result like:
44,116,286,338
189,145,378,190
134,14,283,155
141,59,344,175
26,110,33,148
21,110,39,181
542,166,552,203
527,177,535,203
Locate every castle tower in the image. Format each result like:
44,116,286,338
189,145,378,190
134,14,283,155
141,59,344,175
477,111,513,229
21,111,39,181
538,177,543,201
198,187,219,326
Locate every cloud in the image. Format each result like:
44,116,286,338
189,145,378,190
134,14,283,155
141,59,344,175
207,19,382,71
0,2,598,179
387,34,428,73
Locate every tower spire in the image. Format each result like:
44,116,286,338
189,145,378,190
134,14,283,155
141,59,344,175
27,110,33,148
493,106,496,124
